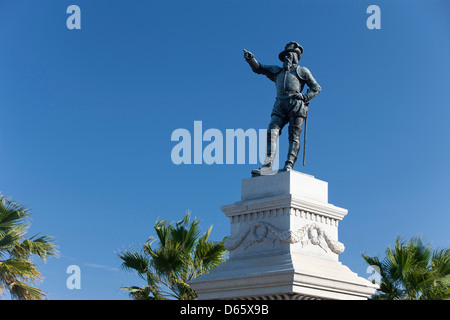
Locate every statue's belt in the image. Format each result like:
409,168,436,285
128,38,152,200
276,92,299,100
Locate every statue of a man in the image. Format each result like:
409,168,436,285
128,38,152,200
244,41,321,175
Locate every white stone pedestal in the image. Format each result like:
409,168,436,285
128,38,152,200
189,171,378,300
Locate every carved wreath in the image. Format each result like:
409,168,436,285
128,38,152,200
224,221,345,254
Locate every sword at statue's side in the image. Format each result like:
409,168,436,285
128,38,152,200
303,89,310,166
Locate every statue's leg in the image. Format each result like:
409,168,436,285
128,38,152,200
265,115,285,164
252,115,286,175
284,116,304,170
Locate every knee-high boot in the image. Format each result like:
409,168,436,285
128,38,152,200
252,128,279,175
284,118,303,171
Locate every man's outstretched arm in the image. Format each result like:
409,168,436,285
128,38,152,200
243,49,261,73
243,49,280,81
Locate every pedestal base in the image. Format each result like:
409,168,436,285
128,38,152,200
189,171,378,300
190,253,377,300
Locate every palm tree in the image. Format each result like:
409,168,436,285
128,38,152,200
0,196,58,300
118,211,226,300
362,235,450,300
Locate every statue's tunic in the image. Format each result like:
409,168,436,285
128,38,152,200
255,64,321,119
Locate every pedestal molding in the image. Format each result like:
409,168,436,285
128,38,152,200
222,194,347,223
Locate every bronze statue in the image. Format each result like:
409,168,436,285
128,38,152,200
244,41,321,176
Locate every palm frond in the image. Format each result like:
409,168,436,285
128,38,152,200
0,196,57,300
8,280,46,300
117,250,149,275
120,285,166,300
0,197,30,222
0,259,43,284
363,235,450,300
431,248,450,276
119,212,226,300
8,235,58,262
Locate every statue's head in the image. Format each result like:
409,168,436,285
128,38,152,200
278,41,303,64
282,51,299,69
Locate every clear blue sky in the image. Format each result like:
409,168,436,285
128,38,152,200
1,0,449,299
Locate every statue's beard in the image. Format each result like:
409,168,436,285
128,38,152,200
283,56,295,70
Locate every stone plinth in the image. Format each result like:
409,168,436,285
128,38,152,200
189,171,378,300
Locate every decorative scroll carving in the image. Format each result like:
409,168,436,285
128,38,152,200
224,221,345,254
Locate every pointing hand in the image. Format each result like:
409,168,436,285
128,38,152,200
243,49,255,61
